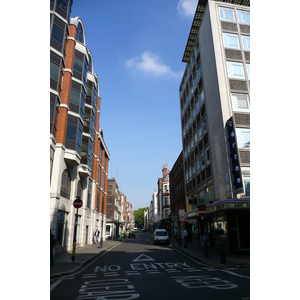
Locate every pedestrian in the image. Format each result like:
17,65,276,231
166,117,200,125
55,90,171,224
183,228,188,248
50,229,56,267
95,229,99,246
174,227,179,245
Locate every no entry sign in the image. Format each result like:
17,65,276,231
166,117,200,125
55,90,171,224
73,198,83,209
199,206,207,217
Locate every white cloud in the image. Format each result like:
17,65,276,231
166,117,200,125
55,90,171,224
177,0,198,18
126,51,181,78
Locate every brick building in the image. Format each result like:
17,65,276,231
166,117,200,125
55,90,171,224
50,0,110,253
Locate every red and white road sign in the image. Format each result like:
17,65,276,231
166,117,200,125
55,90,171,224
73,198,83,209
199,206,207,217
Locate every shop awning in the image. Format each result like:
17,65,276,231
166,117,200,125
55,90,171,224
206,199,250,214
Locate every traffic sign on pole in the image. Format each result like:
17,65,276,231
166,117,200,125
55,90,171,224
72,198,82,261
199,206,207,217
73,198,83,209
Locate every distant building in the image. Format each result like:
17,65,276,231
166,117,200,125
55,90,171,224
169,151,186,234
179,0,250,251
107,178,122,238
50,0,110,253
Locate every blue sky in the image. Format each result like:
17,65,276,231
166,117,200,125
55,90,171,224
71,0,198,210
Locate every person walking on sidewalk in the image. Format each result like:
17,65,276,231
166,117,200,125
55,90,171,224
94,229,100,246
183,228,188,248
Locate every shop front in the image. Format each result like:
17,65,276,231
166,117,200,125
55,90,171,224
206,199,250,252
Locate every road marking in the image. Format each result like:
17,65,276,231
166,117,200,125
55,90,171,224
76,279,140,299
133,254,155,262
221,270,250,279
82,274,97,279
125,271,140,276
50,279,62,291
172,275,238,290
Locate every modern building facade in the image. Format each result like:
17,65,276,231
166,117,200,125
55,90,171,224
50,0,110,254
179,0,250,251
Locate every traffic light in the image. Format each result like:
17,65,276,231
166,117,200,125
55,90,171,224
226,117,243,190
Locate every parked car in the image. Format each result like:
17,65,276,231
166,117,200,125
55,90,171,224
210,228,227,247
153,229,170,245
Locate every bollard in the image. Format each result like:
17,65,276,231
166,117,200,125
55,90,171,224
220,242,226,264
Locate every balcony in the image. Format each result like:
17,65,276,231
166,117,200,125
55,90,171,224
78,164,91,177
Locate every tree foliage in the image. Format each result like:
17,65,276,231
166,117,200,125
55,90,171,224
133,207,148,228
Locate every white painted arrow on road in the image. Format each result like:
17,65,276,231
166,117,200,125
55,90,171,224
133,254,155,262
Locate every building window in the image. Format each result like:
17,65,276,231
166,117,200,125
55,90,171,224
65,114,83,154
164,197,170,205
205,147,210,165
236,128,250,149
77,180,83,199
87,178,92,209
76,22,84,43
197,156,201,172
231,93,250,112
198,125,202,139
226,61,245,79
73,50,88,86
200,152,205,169
219,7,235,23
222,33,240,49
200,90,205,105
241,35,250,51
237,10,250,25
60,169,71,199
243,176,250,197
202,118,207,133
69,81,85,119
50,93,60,137
197,65,202,80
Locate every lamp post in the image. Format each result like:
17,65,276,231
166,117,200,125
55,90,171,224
72,198,83,261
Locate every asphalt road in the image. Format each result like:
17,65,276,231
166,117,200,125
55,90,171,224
50,232,250,299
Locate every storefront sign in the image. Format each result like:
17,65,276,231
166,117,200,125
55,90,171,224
207,200,250,213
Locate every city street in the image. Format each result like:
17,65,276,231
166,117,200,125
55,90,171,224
50,233,250,299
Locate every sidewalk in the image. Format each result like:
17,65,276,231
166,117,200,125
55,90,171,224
51,236,250,279
50,240,120,279
170,236,250,269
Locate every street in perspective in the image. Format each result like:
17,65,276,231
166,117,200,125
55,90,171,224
51,232,250,299
50,0,250,298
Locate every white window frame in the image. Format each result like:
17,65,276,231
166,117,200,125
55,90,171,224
222,33,240,49
219,6,235,23
226,61,245,79
246,63,250,80
241,35,250,51
231,93,250,112
237,10,250,25
236,128,250,149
